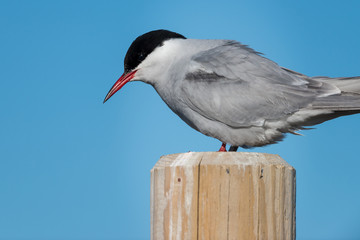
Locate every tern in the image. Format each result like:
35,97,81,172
104,30,360,151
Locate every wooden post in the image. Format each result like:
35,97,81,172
151,152,296,240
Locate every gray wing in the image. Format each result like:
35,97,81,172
180,41,340,127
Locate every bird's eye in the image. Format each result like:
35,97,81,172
138,52,145,60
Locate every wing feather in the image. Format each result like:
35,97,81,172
180,41,338,128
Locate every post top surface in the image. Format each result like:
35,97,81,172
153,152,294,170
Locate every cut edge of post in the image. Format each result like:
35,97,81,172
152,152,294,170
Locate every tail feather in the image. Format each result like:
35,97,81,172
311,76,360,111
292,110,360,127
310,76,360,126
313,76,360,95
282,67,360,95
283,67,360,128
312,94,360,111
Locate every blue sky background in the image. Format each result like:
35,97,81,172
1,1,360,239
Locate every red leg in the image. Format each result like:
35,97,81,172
218,142,227,152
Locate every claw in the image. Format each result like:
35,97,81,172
229,145,238,152
218,142,227,152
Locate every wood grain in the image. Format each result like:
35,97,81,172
151,152,296,240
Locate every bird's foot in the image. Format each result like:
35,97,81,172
229,146,238,152
218,143,227,152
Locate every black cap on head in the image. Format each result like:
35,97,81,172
124,30,186,73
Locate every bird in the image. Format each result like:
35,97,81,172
104,29,360,152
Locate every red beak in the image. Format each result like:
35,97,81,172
103,70,137,103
